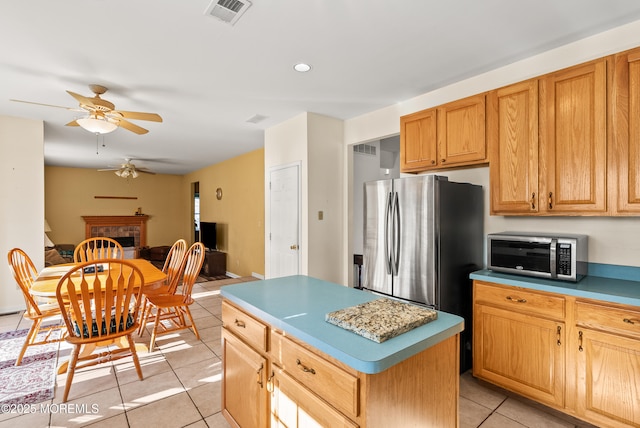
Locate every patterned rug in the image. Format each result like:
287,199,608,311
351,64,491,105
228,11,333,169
0,328,60,406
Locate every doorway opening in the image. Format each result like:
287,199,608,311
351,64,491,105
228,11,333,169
192,182,200,243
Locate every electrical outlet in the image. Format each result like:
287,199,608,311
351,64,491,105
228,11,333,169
318,211,323,220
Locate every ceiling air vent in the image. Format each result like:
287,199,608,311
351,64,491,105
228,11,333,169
204,0,252,26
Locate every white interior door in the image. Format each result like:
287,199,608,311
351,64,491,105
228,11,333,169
269,164,300,278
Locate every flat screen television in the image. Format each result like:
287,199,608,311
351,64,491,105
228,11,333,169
200,221,217,251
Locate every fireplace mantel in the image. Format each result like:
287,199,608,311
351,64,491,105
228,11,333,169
82,215,149,248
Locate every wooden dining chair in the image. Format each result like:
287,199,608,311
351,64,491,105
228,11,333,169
7,248,66,366
73,237,124,262
56,259,145,403
141,242,205,350
137,238,188,334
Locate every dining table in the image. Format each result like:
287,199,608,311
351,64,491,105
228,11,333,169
31,258,167,374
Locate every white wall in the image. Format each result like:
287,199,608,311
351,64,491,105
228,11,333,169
0,115,44,314
264,113,309,278
264,112,345,283
341,19,640,284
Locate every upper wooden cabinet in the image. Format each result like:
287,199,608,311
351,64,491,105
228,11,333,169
489,58,610,216
488,79,539,215
613,47,640,214
539,58,609,214
400,94,486,173
400,108,437,172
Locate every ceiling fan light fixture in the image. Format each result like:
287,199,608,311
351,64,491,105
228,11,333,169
77,116,118,134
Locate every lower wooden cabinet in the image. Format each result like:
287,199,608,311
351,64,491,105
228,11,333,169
221,329,269,428
222,299,460,428
574,301,640,427
270,367,358,428
473,280,640,428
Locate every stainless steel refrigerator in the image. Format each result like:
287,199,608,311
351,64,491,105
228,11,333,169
362,174,483,371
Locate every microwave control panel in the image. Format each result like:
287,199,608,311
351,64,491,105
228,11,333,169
557,243,572,275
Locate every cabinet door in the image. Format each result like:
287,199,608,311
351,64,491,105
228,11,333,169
400,108,437,172
473,304,565,407
488,80,539,214
575,328,640,427
613,47,640,213
222,329,268,428
270,368,358,428
539,59,608,213
437,93,486,167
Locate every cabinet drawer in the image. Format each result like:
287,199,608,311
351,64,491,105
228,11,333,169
272,367,358,428
222,301,268,352
474,281,565,320
280,335,359,419
576,300,640,339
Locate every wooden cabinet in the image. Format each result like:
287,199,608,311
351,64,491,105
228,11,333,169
400,94,486,173
270,367,358,428
489,58,610,215
400,108,437,171
202,250,226,277
473,281,565,407
222,329,269,428
488,79,540,214
613,47,640,214
223,299,460,427
474,279,640,428
438,93,487,167
539,58,609,214
222,301,270,427
574,300,640,427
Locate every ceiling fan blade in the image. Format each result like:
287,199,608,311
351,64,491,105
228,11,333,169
136,169,156,175
65,120,80,127
117,119,149,135
10,99,83,111
67,90,96,108
111,110,163,122
97,168,119,171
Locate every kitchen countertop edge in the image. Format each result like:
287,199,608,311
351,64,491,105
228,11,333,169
470,269,640,307
220,275,464,374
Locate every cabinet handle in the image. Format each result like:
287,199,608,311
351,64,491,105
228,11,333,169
234,319,246,328
296,359,316,375
578,331,583,352
548,192,553,209
505,296,527,303
530,193,536,210
431,160,436,165
441,158,446,163
556,325,561,346
623,318,640,325
257,363,264,388
266,371,275,393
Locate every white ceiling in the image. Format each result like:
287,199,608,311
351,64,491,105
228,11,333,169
3,1,640,175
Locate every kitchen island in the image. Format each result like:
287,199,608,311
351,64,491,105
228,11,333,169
220,275,464,428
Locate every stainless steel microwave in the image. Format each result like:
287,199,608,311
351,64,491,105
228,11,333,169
487,232,588,282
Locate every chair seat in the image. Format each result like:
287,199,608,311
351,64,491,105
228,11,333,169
147,294,194,307
72,313,136,339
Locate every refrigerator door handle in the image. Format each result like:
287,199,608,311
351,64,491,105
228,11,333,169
384,191,393,274
391,191,400,276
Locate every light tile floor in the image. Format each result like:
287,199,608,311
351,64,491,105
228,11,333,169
0,277,597,428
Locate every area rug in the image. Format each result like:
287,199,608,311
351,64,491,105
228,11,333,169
0,328,60,406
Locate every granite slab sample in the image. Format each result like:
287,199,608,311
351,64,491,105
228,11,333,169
325,298,438,343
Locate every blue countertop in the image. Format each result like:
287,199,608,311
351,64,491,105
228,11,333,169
470,269,640,307
220,275,464,374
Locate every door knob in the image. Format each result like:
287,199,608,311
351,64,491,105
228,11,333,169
290,244,299,250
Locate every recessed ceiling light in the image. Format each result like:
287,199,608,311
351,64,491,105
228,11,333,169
294,63,312,73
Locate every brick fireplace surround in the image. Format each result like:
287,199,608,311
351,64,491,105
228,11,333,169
82,215,149,248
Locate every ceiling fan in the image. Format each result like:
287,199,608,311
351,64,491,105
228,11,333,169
11,84,162,135
99,158,156,179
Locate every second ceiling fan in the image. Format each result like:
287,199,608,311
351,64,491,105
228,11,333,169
99,158,156,179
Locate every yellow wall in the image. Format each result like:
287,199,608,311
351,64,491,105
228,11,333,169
184,148,265,277
45,166,185,247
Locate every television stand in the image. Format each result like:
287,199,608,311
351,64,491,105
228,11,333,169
202,250,226,277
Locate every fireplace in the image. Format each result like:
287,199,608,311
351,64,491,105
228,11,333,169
82,216,149,259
